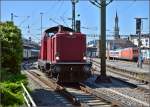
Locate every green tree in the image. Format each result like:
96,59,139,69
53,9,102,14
0,21,23,73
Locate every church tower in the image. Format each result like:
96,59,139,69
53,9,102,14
114,11,120,39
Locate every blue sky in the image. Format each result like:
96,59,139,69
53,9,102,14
1,0,149,42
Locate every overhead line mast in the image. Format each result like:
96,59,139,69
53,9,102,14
71,0,78,31
89,0,113,83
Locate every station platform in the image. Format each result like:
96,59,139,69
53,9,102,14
91,58,150,73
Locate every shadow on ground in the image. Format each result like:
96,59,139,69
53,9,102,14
31,89,71,107
84,74,137,89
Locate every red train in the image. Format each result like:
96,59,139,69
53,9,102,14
38,25,92,83
108,47,139,61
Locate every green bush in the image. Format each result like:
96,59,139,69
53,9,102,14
0,84,24,106
1,82,22,93
0,21,23,73
0,69,27,106
1,69,27,84
0,21,27,106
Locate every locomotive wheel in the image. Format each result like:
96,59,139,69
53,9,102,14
47,71,53,78
41,66,45,72
52,72,57,78
38,65,40,69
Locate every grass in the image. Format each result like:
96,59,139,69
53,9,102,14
0,68,28,107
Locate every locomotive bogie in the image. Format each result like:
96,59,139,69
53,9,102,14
38,60,91,82
57,64,91,83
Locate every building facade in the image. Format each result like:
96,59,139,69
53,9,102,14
23,37,40,60
129,34,150,60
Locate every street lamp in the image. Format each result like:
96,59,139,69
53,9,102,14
11,13,18,22
40,12,43,38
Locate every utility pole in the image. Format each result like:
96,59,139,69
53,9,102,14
90,0,113,83
135,17,148,68
10,13,18,22
11,13,13,22
27,25,30,35
106,41,110,60
71,0,78,31
40,12,43,38
100,0,106,76
27,25,30,62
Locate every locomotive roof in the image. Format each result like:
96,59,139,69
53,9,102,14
45,25,74,33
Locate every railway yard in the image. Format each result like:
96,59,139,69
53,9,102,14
1,1,149,107
22,59,150,107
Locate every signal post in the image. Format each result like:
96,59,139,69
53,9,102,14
135,17,148,68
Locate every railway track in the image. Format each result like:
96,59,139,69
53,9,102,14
91,59,149,84
59,84,113,107
85,80,150,107
89,60,150,107
25,69,122,107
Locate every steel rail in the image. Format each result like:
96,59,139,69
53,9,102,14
26,71,81,106
26,70,117,107
92,60,150,91
91,59,149,84
79,83,126,107
91,61,150,107
61,84,114,107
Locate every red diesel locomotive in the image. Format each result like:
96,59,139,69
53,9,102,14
38,25,92,83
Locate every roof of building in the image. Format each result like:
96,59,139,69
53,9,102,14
107,39,137,49
130,33,150,38
22,38,40,49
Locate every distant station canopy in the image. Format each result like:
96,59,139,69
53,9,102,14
44,25,74,33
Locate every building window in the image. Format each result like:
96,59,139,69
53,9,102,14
145,39,148,42
146,43,148,46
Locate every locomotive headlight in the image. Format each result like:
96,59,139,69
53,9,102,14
56,56,60,60
69,32,73,35
55,52,60,60
83,56,87,60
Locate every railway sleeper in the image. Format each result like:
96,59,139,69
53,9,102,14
79,83,122,107
56,89,81,106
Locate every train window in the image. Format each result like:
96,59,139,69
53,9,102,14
133,50,138,54
48,33,54,37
